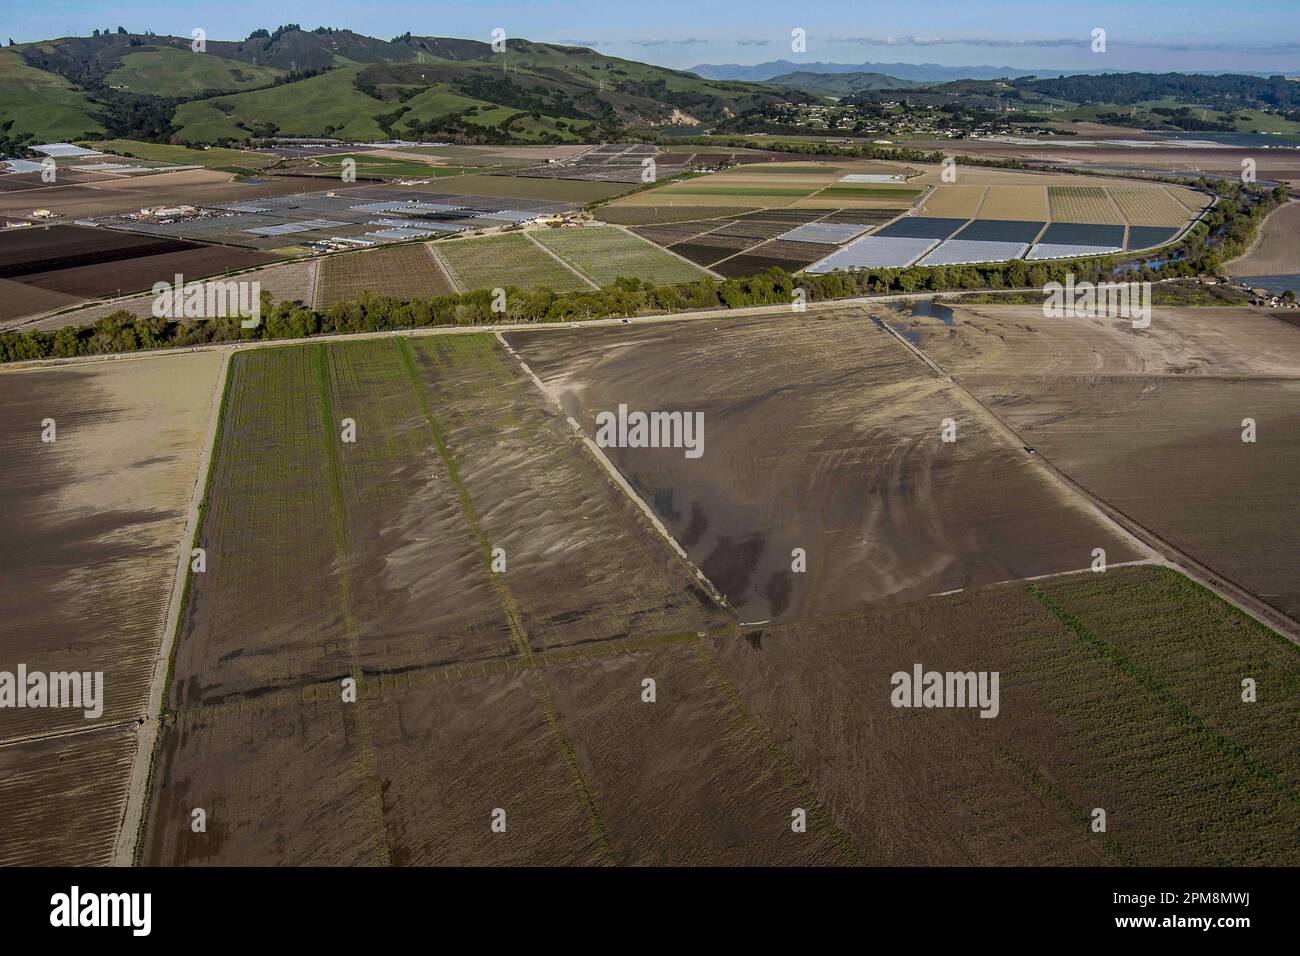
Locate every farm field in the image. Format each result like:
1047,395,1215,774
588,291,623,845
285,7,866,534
609,161,913,211
798,184,923,208
18,259,319,331
284,153,481,181
1108,186,1195,226
909,133,1300,191
900,303,1300,620
405,173,632,203
144,334,735,864
621,208,893,274
435,233,593,293
978,185,1051,220
597,204,761,225
1048,186,1124,224
712,239,838,277
506,308,1144,623
10,243,279,299
917,185,986,219
710,565,1299,865
0,351,225,736
89,140,280,170
0,350,225,864
0,725,139,866
608,164,1202,274
0,168,340,220
316,243,456,307
532,225,712,285
0,278,81,322
1226,201,1300,278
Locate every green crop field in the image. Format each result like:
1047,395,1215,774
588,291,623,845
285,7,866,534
436,233,593,293
317,243,458,307
707,564,1299,865
1048,186,1108,198
306,154,479,179
815,185,923,200
533,226,711,285
89,139,279,170
664,186,818,198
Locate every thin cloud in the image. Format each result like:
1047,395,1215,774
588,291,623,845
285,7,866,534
736,38,771,47
625,37,708,47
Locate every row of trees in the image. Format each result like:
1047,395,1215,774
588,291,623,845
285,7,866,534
1,182,1284,366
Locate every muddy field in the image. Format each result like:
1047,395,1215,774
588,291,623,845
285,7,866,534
145,558,1299,865
144,333,738,864
167,336,724,713
710,565,1298,865
0,351,225,863
901,303,1300,620
0,724,139,865
507,309,1144,622
93,312,1299,867
0,352,224,736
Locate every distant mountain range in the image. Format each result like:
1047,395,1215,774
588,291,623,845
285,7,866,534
689,61,1073,83
765,71,922,96
691,60,1296,84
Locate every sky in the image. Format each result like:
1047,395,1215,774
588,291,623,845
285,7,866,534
4,0,1300,74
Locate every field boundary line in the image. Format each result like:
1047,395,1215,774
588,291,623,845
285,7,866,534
422,242,460,293
523,232,599,290
308,258,321,310
495,331,730,609
0,717,141,751
425,243,464,294
1102,185,1131,227
428,243,467,293
395,337,618,864
312,344,393,866
114,348,231,867
932,557,1165,596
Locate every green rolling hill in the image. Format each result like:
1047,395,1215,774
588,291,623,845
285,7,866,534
0,27,812,148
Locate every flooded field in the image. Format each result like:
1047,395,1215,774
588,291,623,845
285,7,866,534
145,334,731,864
507,309,1143,622
0,351,225,863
